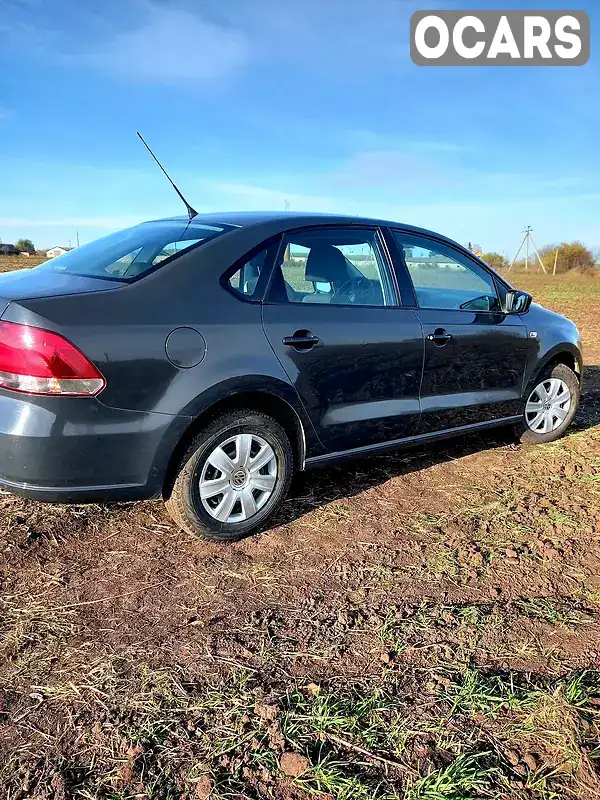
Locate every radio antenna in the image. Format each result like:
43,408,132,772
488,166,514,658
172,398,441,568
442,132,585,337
136,131,197,220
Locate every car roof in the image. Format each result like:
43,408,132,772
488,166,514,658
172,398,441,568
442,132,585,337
146,210,442,238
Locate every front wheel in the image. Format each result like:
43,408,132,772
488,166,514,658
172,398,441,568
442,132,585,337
515,362,580,444
165,410,294,542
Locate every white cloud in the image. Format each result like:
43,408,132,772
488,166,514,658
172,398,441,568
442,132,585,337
320,148,588,205
410,140,468,153
71,3,250,83
210,182,346,213
341,130,468,154
212,0,429,78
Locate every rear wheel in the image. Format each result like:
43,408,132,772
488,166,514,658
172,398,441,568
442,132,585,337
515,362,579,444
165,410,294,542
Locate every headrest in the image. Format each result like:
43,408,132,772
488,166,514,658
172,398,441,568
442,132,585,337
305,245,350,283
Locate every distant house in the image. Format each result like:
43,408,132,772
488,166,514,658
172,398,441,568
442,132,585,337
0,243,19,255
46,246,73,258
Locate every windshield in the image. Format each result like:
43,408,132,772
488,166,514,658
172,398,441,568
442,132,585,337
38,220,232,282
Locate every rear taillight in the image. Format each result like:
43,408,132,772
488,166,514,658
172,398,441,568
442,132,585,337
0,321,105,396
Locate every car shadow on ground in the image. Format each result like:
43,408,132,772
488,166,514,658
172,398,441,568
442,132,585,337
272,364,600,529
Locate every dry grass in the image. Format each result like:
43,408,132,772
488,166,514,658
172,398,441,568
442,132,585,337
0,255,47,272
0,271,600,798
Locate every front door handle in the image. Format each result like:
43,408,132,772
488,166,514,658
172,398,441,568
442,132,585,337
426,328,452,347
282,330,320,351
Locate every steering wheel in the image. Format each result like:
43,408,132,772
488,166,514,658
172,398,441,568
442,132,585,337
332,277,373,305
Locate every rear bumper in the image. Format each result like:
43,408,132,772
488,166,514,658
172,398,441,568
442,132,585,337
0,391,191,503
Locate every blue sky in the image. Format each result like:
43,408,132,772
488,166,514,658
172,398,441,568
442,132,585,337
0,0,598,254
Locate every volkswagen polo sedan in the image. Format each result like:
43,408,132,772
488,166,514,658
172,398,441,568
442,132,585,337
0,212,582,540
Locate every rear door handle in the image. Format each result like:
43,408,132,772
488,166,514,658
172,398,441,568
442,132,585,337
426,329,452,346
282,330,320,351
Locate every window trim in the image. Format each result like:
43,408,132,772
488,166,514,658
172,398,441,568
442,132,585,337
263,225,402,309
381,228,417,307
221,236,282,303
388,229,505,314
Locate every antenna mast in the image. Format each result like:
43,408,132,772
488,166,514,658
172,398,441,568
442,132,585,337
136,132,198,220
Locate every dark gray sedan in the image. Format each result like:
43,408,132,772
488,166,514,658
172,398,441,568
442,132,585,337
0,212,582,540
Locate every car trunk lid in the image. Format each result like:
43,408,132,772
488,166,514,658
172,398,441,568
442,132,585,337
0,269,122,316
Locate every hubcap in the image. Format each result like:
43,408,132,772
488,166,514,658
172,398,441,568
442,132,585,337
199,434,277,524
525,378,571,434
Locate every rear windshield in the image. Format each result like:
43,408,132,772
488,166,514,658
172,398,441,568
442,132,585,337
38,220,232,282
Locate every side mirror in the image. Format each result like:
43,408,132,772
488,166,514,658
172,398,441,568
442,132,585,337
505,290,532,314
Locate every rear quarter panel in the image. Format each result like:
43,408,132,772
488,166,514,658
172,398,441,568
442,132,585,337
1,280,296,411
0,243,320,457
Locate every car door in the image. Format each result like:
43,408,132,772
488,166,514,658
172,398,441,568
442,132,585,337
261,226,424,452
390,230,529,434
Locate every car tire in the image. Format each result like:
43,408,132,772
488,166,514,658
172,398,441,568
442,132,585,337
515,362,580,444
164,409,294,542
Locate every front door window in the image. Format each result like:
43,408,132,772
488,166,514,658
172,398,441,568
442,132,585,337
396,236,501,312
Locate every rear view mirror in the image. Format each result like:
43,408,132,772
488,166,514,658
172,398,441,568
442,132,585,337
505,290,532,314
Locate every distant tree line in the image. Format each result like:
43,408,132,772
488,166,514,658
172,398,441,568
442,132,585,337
0,238,36,255
478,241,598,274
15,239,35,253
